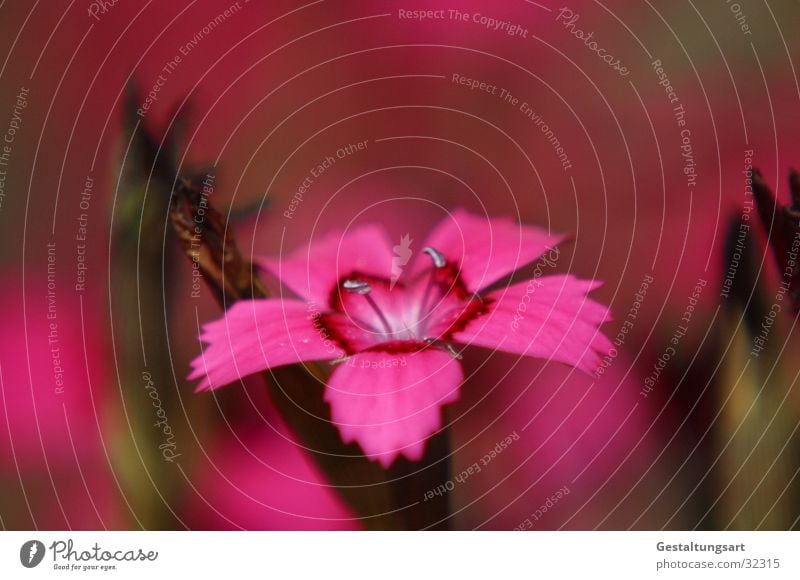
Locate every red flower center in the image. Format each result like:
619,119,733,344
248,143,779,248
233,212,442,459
320,247,489,354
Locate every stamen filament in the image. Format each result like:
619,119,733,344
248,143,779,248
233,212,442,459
363,293,394,335
417,271,437,328
416,247,447,331
343,279,394,335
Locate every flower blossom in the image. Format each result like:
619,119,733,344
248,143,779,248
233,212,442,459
189,209,612,467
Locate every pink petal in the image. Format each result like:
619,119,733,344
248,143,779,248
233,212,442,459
414,208,564,293
259,225,395,308
325,348,463,467
189,299,345,391
451,275,612,374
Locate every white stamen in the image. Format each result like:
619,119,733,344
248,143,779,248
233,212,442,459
417,246,448,331
424,337,463,360
342,279,393,335
343,279,372,295
423,246,447,268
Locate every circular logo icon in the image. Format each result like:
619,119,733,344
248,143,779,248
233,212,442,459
20,540,45,568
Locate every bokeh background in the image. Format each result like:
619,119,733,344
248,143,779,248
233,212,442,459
1,0,799,530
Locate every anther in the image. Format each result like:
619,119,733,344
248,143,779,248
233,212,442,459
423,247,447,268
424,338,463,360
343,279,372,295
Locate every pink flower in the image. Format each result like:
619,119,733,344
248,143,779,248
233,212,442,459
189,209,612,467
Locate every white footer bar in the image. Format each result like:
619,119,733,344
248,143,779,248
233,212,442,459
1,531,797,578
